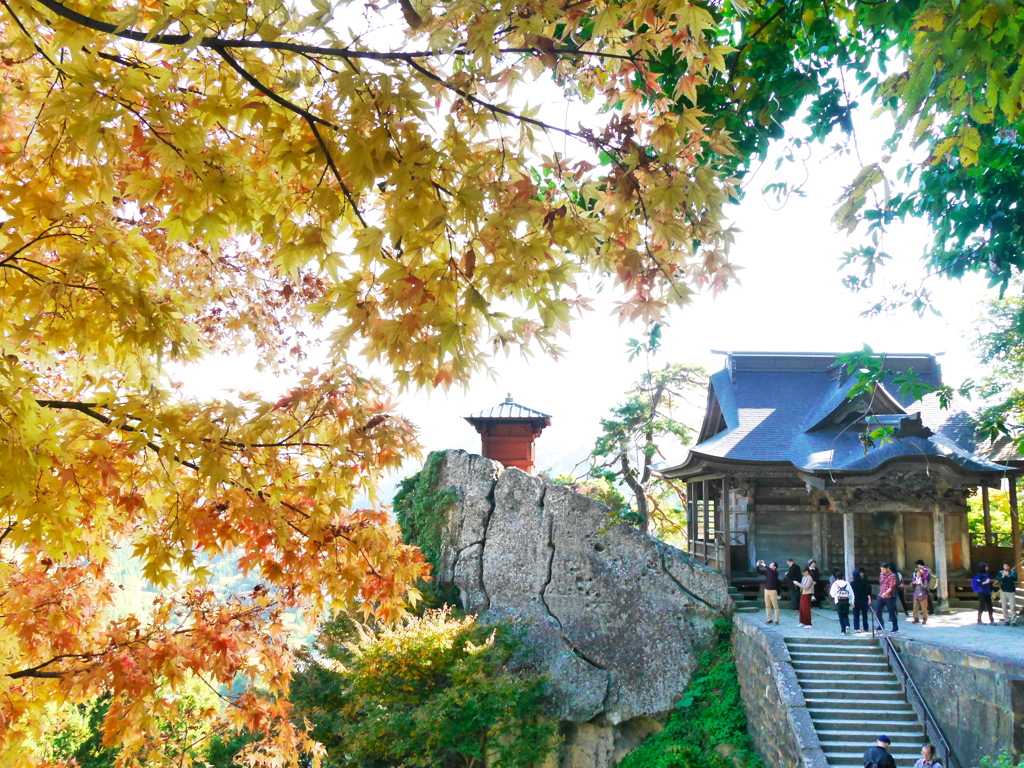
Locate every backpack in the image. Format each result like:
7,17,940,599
835,581,851,602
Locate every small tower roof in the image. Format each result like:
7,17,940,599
465,394,551,425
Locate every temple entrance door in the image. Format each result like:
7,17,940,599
755,512,813,569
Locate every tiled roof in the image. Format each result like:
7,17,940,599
662,352,1014,478
465,399,551,422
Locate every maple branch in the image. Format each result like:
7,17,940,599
31,0,656,65
214,49,369,228
35,399,202,471
404,58,582,141
6,652,97,679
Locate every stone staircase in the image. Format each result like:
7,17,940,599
786,636,928,768
728,583,760,613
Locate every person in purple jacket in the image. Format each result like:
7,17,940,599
756,560,781,625
973,562,996,624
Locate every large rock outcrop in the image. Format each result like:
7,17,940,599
434,450,732,765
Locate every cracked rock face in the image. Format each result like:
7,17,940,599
434,449,731,734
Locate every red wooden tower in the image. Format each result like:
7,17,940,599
464,395,551,474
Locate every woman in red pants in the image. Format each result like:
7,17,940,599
793,566,815,627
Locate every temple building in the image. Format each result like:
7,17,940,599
464,395,551,474
657,351,1021,608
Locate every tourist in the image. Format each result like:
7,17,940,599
914,744,943,768
829,570,854,635
973,563,996,624
756,560,781,625
794,566,815,627
808,559,825,605
785,558,802,611
895,567,909,617
863,734,897,768
999,562,1018,626
851,569,872,633
829,568,842,606
875,563,899,633
915,559,935,614
911,562,931,624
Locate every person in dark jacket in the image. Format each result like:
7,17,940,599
808,559,826,604
851,569,872,634
784,558,801,611
756,560,781,624
973,563,996,624
999,563,1018,625
864,735,897,768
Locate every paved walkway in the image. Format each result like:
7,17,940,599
754,604,1024,667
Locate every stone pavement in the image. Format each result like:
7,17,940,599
754,603,1024,667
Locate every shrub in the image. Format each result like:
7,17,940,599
618,620,762,768
979,753,1024,768
393,452,456,576
290,608,558,768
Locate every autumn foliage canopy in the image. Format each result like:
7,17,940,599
0,0,739,763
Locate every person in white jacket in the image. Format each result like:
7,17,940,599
829,572,855,635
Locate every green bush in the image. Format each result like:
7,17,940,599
393,452,456,576
619,620,762,768
979,752,1024,768
289,608,558,768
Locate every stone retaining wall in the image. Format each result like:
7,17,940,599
733,617,828,768
892,638,1024,764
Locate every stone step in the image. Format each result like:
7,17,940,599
792,660,890,672
802,687,903,699
823,747,923,761
808,707,918,720
796,670,898,682
790,651,885,662
806,694,908,706
811,715,919,728
786,637,879,648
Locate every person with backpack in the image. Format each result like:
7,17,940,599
999,562,1018,626
829,571,854,635
756,560,781,625
863,735,897,768
973,563,996,624
911,561,931,624
851,569,872,633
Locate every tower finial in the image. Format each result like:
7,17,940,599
504,392,513,404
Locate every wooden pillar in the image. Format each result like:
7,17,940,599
843,509,856,583
686,482,694,556
1011,479,1021,569
722,475,731,579
894,514,907,572
702,479,709,547
933,505,949,610
747,487,759,573
961,515,972,573
982,485,993,545
811,512,823,566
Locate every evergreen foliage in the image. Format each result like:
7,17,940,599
618,620,762,768
393,452,457,576
289,608,558,768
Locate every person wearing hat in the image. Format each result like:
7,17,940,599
863,735,897,768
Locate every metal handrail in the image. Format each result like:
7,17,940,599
870,602,958,768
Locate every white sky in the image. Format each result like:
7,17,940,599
180,73,999,502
